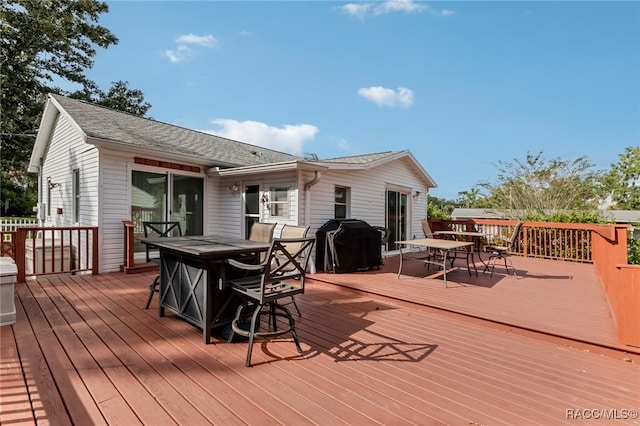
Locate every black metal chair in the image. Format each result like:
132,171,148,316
225,236,315,367
484,222,523,277
274,225,311,316
143,221,182,309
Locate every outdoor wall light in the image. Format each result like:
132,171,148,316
228,183,240,192
413,190,421,199
47,179,61,190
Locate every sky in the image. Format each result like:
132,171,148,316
80,0,639,200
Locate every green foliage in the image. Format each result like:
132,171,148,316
628,229,640,265
427,195,454,219
1,173,37,216
477,151,601,217
70,80,151,116
599,146,640,210
1,1,150,216
521,210,608,224
1,0,118,163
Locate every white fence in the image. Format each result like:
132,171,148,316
1,218,38,232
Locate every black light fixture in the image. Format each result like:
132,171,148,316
47,178,60,190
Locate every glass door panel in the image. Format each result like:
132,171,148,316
131,171,167,252
385,190,408,251
171,175,203,236
244,184,260,239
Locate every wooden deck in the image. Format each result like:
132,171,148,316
312,254,626,351
1,256,639,425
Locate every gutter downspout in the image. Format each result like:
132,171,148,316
303,171,321,273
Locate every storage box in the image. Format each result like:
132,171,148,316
0,257,17,326
25,239,74,275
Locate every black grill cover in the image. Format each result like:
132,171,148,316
316,219,382,273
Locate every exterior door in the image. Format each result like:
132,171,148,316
385,190,408,251
131,170,203,253
243,184,261,239
171,175,203,236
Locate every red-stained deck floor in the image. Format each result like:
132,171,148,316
1,256,639,425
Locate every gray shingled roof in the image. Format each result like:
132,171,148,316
316,151,403,165
51,94,301,167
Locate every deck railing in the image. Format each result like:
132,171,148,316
429,218,596,262
428,218,640,348
3,226,99,283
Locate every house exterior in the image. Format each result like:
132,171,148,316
28,94,436,273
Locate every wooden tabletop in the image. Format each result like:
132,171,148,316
396,238,473,250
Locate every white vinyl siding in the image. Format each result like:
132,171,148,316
307,158,428,242
100,152,131,272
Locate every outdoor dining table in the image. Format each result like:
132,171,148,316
140,235,270,344
433,230,493,268
396,238,475,287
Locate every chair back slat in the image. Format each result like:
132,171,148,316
143,221,182,262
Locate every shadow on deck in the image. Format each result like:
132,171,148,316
310,254,635,355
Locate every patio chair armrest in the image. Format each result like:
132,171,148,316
226,258,268,272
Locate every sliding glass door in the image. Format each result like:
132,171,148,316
131,170,203,253
385,189,408,251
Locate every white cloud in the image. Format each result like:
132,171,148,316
165,33,217,63
176,33,217,47
339,1,454,18
373,0,426,15
358,86,414,108
338,3,372,19
203,119,318,156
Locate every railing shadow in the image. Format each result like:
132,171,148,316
299,296,438,363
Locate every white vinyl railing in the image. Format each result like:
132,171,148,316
1,217,38,231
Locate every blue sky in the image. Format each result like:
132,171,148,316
83,1,639,200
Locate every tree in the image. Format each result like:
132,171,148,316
456,187,482,208
0,1,148,216
1,0,118,166
478,151,601,217
427,195,456,219
70,80,151,116
599,146,640,210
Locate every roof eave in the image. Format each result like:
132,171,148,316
28,96,61,173
211,160,328,177
88,137,239,169
316,150,437,188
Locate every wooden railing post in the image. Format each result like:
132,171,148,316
92,226,99,275
123,220,135,270
15,228,26,283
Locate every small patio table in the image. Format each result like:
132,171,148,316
141,235,270,343
433,230,492,268
396,238,474,287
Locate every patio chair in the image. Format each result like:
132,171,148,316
421,219,434,238
419,219,443,266
143,221,182,309
248,222,276,262
484,222,523,278
274,225,311,316
225,236,316,366
372,225,390,260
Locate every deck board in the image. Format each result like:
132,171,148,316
2,256,639,425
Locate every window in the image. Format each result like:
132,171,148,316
269,187,289,218
335,186,350,219
73,169,80,223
